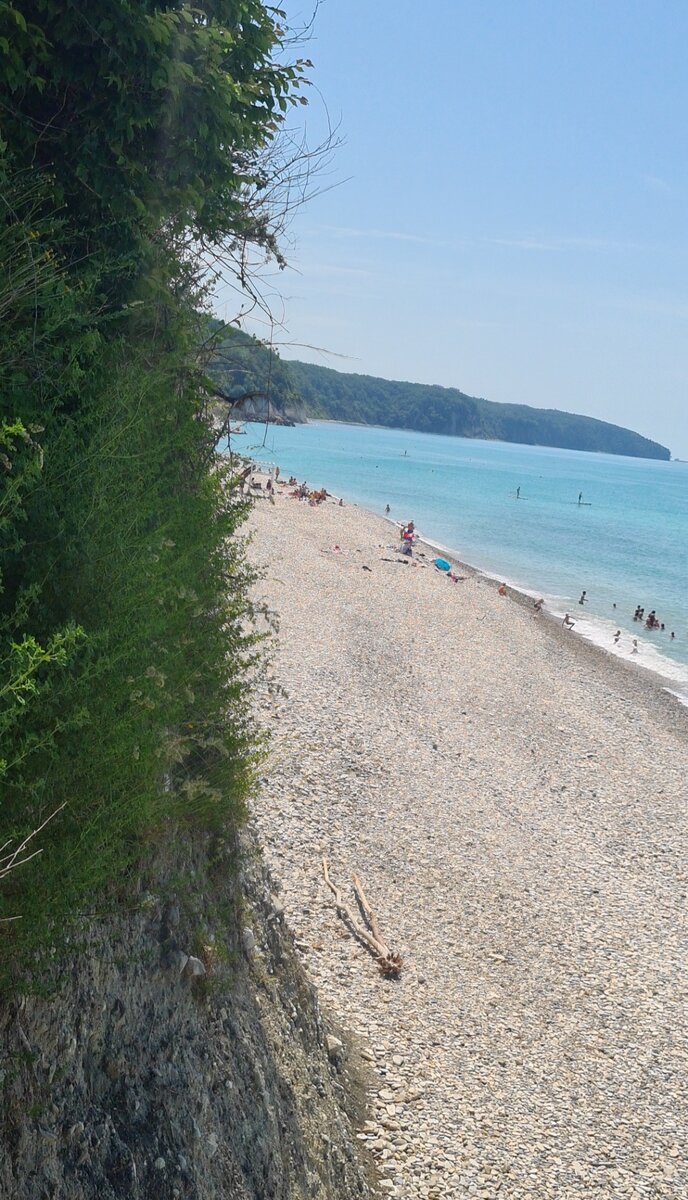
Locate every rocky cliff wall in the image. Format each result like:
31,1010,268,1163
0,831,373,1200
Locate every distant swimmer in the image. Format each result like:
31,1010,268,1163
613,630,621,644
516,486,520,499
578,590,587,605
563,613,575,628
578,492,583,504
385,504,391,514
671,631,676,639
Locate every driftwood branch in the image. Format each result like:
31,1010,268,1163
322,857,403,977
352,871,384,943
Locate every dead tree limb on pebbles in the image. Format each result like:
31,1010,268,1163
322,857,403,978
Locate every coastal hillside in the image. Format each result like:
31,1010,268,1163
207,322,307,424
286,360,671,460
208,333,670,458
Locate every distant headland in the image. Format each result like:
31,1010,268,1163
208,325,671,461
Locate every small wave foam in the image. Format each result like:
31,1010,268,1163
548,605,688,700
417,529,688,703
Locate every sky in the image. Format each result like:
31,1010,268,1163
217,1,688,457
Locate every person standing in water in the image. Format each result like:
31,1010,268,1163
516,486,520,499
579,590,587,605
578,492,583,504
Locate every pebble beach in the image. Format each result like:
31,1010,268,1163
249,485,687,1200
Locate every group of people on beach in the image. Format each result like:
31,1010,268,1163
399,521,416,556
394,520,465,583
633,605,674,637
288,479,329,506
565,590,677,653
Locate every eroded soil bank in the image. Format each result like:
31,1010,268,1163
0,832,373,1200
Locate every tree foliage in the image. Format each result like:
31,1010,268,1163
0,2,306,985
206,319,300,412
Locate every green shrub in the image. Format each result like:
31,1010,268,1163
0,0,310,988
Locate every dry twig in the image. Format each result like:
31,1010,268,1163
322,857,402,977
0,804,67,922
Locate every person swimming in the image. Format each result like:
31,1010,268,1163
613,630,621,644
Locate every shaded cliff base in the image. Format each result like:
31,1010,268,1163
0,832,374,1200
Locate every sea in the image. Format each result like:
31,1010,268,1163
227,421,688,704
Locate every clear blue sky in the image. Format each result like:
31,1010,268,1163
219,1,688,456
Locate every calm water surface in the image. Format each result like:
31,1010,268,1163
228,422,688,698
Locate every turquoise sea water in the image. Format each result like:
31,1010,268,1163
229,421,688,699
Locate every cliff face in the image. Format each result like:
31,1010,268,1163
0,833,372,1200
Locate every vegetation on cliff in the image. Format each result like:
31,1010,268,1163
0,1,308,986
206,321,302,416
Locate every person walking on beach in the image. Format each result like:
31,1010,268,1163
563,613,575,628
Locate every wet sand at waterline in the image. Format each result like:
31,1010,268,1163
248,485,687,1200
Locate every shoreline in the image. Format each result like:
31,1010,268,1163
237,424,686,700
408,524,688,721
272,475,688,723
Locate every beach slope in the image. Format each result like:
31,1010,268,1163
250,490,687,1200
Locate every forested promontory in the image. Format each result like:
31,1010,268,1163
208,330,670,458
286,361,671,460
